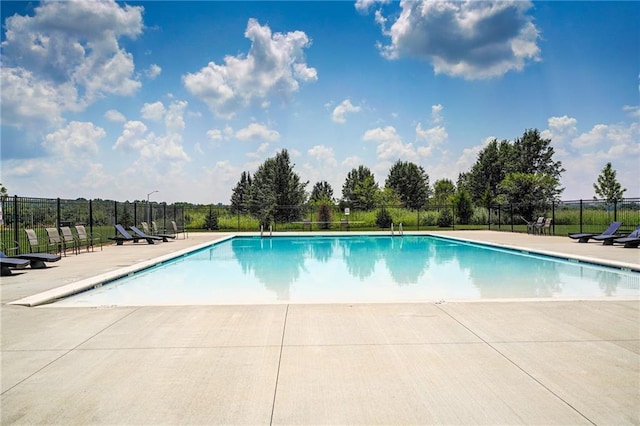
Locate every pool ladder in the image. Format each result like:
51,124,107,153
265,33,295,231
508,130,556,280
391,223,403,236
260,225,273,237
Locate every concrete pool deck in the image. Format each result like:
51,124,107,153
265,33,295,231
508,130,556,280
1,230,638,424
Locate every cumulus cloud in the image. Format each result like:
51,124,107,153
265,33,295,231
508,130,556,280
183,18,317,118
332,99,361,123
145,64,162,79
141,101,166,121
1,0,143,128
623,105,640,119
415,104,448,156
42,121,105,163
374,0,540,79
355,0,390,14
235,123,280,142
308,145,338,167
105,109,126,122
363,125,418,161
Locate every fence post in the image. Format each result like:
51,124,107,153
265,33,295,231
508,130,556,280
133,201,137,227
56,198,61,229
487,206,491,230
510,204,514,232
89,199,93,233
614,200,617,222
417,208,420,231
552,201,556,235
498,205,501,231
114,201,118,235
579,199,583,233
13,195,19,246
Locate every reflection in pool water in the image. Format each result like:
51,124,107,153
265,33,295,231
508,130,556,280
54,236,639,306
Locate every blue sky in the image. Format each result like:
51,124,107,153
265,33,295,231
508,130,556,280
1,0,638,204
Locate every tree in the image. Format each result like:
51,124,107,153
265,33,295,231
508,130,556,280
310,181,334,203
385,160,430,209
230,171,252,214
593,162,626,203
466,129,564,210
203,207,219,230
0,183,7,199
432,178,456,206
453,188,474,225
342,165,379,210
467,139,509,205
248,149,308,225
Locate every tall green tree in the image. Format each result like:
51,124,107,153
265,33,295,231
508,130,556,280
452,188,474,225
230,171,252,214
248,149,307,225
466,129,564,211
342,165,379,210
593,162,626,203
310,181,334,203
385,160,430,209
467,139,509,205
432,178,456,206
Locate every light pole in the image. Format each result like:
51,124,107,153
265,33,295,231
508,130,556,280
147,190,158,225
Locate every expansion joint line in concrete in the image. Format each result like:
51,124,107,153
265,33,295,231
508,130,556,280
0,308,142,396
269,304,289,426
434,305,597,426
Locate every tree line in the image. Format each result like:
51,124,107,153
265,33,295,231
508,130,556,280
228,129,628,227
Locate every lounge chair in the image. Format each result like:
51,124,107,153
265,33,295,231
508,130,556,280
539,218,553,236
612,225,640,248
0,246,61,269
46,227,76,256
130,225,164,244
0,255,30,276
171,220,188,239
152,221,176,241
568,222,622,243
109,224,143,245
75,225,102,252
521,216,544,234
60,226,79,255
25,229,57,254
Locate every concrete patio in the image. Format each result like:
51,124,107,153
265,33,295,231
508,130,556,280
1,231,638,424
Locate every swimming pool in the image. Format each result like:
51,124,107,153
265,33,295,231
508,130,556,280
51,235,639,307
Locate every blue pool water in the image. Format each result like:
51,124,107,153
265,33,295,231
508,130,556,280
53,236,639,306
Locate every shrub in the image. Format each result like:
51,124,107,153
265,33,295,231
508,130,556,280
437,208,453,227
376,208,393,228
317,202,332,230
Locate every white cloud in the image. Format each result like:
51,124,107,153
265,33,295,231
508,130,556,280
105,109,126,122
145,64,162,79
376,0,540,79
207,129,224,141
1,67,79,128
42,121,105,161
235,123,280,142
362,125,418,161
355,0,390,14
431,104,444,124
623,105,640,119
246,142,271,159
183,18,317,118
140,101,166,121
114,121,149,152
1,0,143,129
332,99,361,123
308,145,338,167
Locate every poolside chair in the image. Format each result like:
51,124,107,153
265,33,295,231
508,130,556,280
109,224,144,245
0,245,61,269
25,229,57,254
75,225,102,252
568,222,622,243
130,225,164,244
139,222,171,242
152,221,176,241
539,218,553,236
171,220,188,239
0,255,30,276
46,227,75,256
60,226,79,255
612,225,640,248
521,216,543,234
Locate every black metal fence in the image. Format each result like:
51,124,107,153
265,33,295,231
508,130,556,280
0,196,184,254
1,195,638,254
